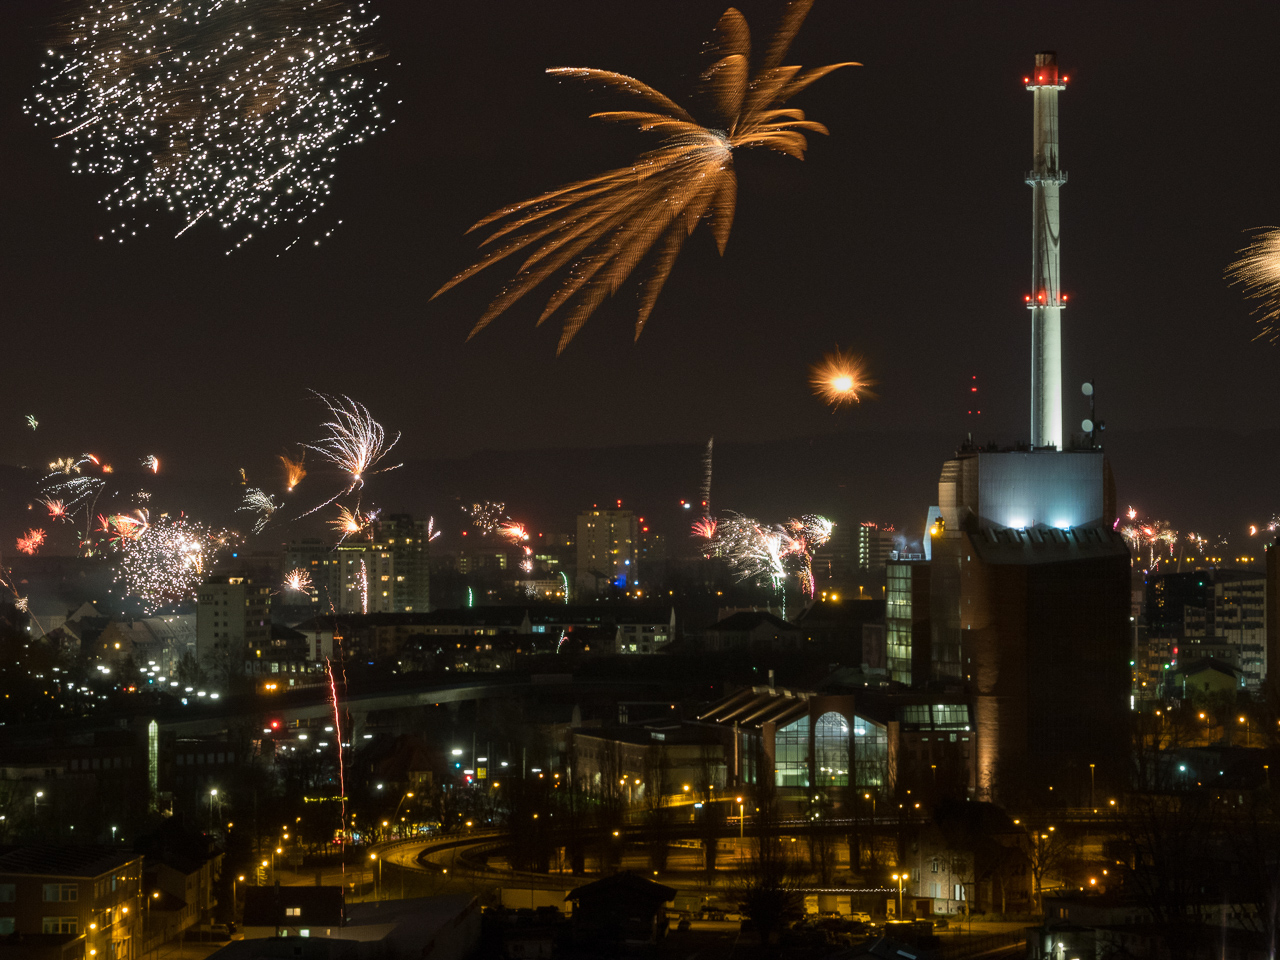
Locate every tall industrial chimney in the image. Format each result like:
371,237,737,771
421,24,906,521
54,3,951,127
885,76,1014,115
1027,52,1066,450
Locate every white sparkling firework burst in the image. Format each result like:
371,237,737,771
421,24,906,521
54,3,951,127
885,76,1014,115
302,392,401,511
141,455,160,474
15,597,29,613
115,515,233,612
26,0,388,250
237,487,279,533
26,415,38,431
282,567,313,594
705,511,833,598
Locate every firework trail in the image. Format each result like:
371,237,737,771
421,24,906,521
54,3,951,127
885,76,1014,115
425,517,442,543
325,657,348,857
809,348,873,408
556,629,568,654
433,1,857,352
238,488,279,533
16,530,47,556
301,392,401,515
701,436,714,518
140,455,160,474
26,416,37,431
26,0,388,249
115,515,234,612
559,571,570,604
1226,228,1280,341
283,567,313,594
520,545,534,573
281,452,307,491
357,559,368,614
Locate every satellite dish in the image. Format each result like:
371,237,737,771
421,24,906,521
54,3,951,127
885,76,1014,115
1081,382,1094,397
1081,419,1094,432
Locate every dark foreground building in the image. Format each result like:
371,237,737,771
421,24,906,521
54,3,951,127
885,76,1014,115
928,444,1129,805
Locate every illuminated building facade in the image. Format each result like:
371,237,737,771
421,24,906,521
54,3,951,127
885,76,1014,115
576,507,638,592
195,577,271,686
885,559,930,685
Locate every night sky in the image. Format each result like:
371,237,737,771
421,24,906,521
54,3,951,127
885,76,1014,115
3,0,1279,531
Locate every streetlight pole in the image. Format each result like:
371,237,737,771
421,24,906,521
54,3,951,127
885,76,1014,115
891,873,904,917
1089,764,1095,811
209,789,218,832
736,797,744,840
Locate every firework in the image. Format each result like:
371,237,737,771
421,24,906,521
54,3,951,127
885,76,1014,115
26,0,388,249
16,529,47,556
499,521,529,543
103,510,151,545
40,498,69,520
142,455,160,474
26,415,37,431
303,392,401,509
48,456,84,475
704,510,833,600
432,2,857,352
283,567,313,594
691,517,718,539
324,657,348,847
1226,228,1280,341
14,597,29,613
330,505,373,542
809,348,872,408
115,515,233,612
1119,512,1177,568
281,452,307,491
357,558,368,614
465,501,508,535
237,488,279,533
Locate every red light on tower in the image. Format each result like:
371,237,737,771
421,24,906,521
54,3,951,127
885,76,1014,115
270,720,280,730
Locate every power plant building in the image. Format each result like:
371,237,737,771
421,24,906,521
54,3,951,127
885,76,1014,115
924,52,1131,805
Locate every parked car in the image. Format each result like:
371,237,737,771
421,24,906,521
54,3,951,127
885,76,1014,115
848,911,871,923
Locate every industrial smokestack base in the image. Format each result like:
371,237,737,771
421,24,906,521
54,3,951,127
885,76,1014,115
1027,51,1067,449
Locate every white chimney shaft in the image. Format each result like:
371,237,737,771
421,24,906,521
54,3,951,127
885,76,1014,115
1027,52,1066,449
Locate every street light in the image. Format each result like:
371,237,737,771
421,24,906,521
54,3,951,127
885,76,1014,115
1089,764,1095,811
369,852,381,899
736,797,745,840
209,789,219,832
890,873,905,917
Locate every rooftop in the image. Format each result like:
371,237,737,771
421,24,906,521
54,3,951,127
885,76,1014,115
0,845,139,878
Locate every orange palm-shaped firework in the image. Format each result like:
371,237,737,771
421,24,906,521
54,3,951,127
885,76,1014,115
434,1,857,353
